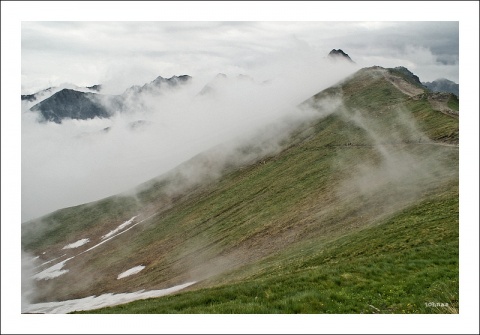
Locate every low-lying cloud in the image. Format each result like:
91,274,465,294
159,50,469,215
22,58,357,222
335,104,457,220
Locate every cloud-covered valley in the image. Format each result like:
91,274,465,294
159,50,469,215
22,58,356,222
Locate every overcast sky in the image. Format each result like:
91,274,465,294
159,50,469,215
21,20,460,94
2,2,480,334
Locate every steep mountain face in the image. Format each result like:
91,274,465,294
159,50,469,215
28,75,192,123
328,49,355,63
423,78,459,97
22,65,458,313
389,66,423,87
30,89,112,123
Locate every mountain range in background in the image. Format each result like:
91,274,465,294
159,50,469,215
23,50,459,125
422,78,459,97
27,75,192,123
122,74,191,96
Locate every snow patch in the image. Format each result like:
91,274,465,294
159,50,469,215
101,216,137,240
62,238,90,249
117,265,145,279
33,257,74,280
36,253,67,268
22,281,197,314
79,213,156,255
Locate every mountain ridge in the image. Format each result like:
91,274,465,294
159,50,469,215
27,75,193,123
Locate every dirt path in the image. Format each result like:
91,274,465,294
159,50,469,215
328,142,459,148
383,71,425,97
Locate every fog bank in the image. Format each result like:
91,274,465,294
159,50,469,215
22,59,357,222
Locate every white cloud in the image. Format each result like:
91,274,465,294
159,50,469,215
21,57,356,222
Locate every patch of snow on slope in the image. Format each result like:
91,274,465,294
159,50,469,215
22,281,197,314
33,257,74,280
35,253,67,268
79,213,156,255
62,238,90,249
101,216,137,240
117,265,145,279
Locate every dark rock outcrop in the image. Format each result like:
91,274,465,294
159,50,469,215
86,84,102,92
30,89,111,124
389,66,423,88
328,49,355,63
21,94,37,102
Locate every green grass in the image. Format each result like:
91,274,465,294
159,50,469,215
406,97,459,143
24,66,459,313
81,185,458,313
447,94,459,112
21,195,141,251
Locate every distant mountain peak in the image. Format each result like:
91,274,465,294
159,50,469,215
197,73,257,97
328,49,355,63
86,84,102,92
30,88,111,124
123,74,192,96
422,78,459,97
150,75,192,86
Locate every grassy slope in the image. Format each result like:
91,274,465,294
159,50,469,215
86,184,458,313
23,66,459,313
21,195,141,251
